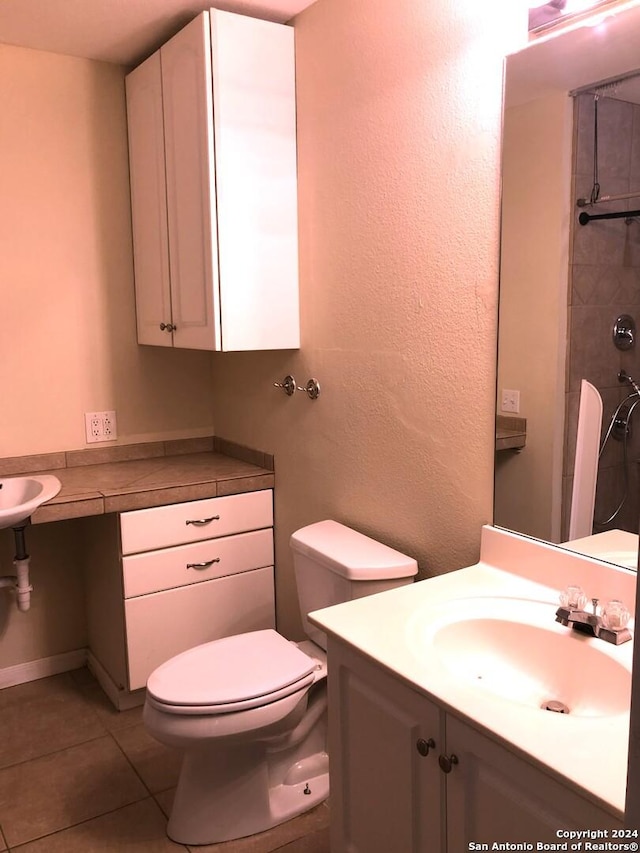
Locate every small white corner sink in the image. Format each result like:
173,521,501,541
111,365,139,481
0,475,61,529
410,597,631,718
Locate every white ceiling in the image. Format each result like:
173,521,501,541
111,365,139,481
0,0,317,67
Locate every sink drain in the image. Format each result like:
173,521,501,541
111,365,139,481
541,699,570,714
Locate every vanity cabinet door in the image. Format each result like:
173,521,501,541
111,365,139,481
445,715,622,848
328,639,444,853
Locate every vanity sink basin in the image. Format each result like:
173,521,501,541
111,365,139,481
410,597,631,717
0,475,61,529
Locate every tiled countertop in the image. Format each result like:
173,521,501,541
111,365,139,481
0,438,274,525
495,414,526,451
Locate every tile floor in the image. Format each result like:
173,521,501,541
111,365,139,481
0,669,330,852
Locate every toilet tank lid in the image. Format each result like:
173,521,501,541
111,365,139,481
290,520,418,580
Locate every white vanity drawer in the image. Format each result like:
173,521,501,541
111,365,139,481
120,489,273,554
122,528,274,598
125,565,275,690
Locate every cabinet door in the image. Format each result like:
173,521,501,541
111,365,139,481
328,640,444,853
125,53,173,347
445,715,622,847
125,565,275,690
211,10,300,351
161,13,221,351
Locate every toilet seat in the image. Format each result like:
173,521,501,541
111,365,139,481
147,629,317,715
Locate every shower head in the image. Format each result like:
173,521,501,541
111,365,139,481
618,370,640,396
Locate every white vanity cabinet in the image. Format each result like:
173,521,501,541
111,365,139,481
329,640,444,852
329,640,622,853
83,490,276,704
125,9,299,352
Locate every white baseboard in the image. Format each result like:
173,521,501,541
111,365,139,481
86,651,145,711
0,648,87,690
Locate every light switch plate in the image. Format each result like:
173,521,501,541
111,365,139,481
501,390,520,414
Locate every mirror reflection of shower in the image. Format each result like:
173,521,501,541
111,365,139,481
563,77,640,541
595,371,640,530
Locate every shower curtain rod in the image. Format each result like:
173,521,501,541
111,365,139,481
579,209,640,225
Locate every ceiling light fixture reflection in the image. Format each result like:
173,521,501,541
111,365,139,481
528,0,606,8
528,0,616,32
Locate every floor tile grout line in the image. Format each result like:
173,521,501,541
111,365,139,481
0,672,113,775
0,730,113,775
107,727,157,799
2,795,163,852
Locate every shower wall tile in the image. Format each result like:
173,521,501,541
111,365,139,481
568,305,621,392
594,464,619,528
572,210,629,266
597,386,628,470
571,265,640,307
576,95,634,180
593,460,638,533
572,264,625,305
629,104,640,183
613,267,640,303
622,219,640,268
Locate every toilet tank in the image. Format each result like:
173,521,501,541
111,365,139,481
290,520,418,649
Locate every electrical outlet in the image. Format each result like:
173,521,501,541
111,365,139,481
102,411,117,439
501,389,520,414
85,411,118,443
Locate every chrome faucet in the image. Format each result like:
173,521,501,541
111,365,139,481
556,593,632,646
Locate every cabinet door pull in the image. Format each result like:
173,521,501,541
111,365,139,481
185,515,220,526
159,322,176,332
416,738,436,757
186,558,221,570
438,754,459,774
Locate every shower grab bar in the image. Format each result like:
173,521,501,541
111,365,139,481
577,190,640,207
579,208,640,225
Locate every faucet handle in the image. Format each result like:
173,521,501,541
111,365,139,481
601,599,631,632
559,585,587,610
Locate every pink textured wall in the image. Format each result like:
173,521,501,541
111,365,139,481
0,44,215,455
211,0,525,636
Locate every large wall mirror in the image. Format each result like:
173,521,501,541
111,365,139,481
495,2,640,571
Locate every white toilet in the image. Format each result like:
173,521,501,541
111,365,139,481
143,519,418,845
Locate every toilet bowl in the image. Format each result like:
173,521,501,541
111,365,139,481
143,519,418,845
144,629,328,845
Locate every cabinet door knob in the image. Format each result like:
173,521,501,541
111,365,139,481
159,322,176,332
438,754,459,773
416,738,436,757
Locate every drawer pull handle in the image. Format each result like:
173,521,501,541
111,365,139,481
186,558,221,570
185,515,220,526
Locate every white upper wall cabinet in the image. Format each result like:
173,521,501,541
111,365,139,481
125,9,300,352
